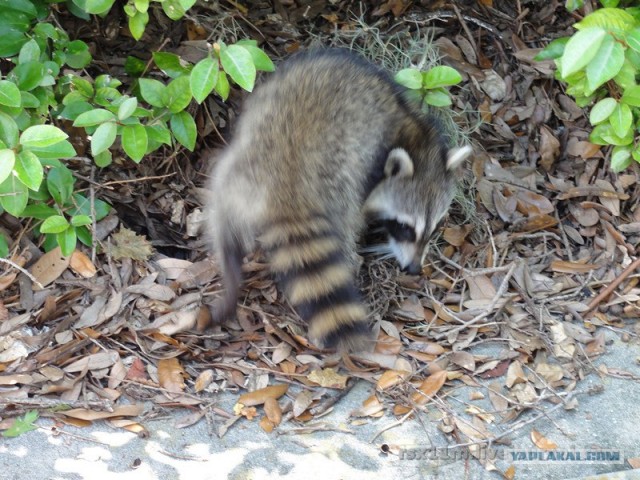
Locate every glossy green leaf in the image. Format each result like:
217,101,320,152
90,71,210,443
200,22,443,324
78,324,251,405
423,89,452,107
585,34,624,92
28,140,76,160
534,37,569,61
610,145,632,172
394,68,422,90
14,150,43,190
128,11,148,40
20,125,68,148
13,61,46,91
118,97,138,120
621,85,640,106
575,7,635,32
170,111,196,151
40,215,69,233
57,227,76,256
121,123,148,162
153,52,190,78
560,27,606,78
0,149,15,185
589,97,617,124
46,165,74,206
220,44,256,92
237,44,275,72
72,0,116,15
610,103,633,138
0,111,19,147
0,174,28,216
422,66,462,89
138,78,166,107
190,57,219,104
215,71,230,100
71,214,92,227
90,121,117,156
0,81,21,108
18,38,40,63
163,75,192,113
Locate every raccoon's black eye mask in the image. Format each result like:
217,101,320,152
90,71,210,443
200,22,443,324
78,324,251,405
381,219,416,243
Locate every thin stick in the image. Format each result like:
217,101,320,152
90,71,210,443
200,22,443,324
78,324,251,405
586,257,640,312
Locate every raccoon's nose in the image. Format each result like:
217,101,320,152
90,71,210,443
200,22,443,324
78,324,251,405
403,261,422,276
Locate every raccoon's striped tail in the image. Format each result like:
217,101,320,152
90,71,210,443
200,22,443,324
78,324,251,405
261,215,373,352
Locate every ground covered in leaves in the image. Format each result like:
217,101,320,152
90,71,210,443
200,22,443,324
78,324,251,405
2,0,640,474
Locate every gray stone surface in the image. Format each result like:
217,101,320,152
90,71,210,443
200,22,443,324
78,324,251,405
2,332,640,479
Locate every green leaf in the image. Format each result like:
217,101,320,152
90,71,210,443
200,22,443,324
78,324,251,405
0,81,21,108
423,89,452,107
20,125,68,149
0,0,38,17
71,214,92,227
178,0,196,10
627,27,640,53
0,27,27,57
0,174,28,216
47,166,74,206
94,150,112,167
139,78,166,107
1,410,38,438
190,57,219,104
610,102,633,138
72,0,117,15
134,0,149,12
0,149,16,185
14,150,43,190
215,71,230,100
0,234,8,258
21,204,57,219
611,145,632,172
73,108,116,127
28,140,77,160
170,111,196,151
118,97,138,120
65,40,92,69
534,37,570,61
575,7,635,32
237,44,275,72
153,52,190,78
128,11,148,40
70,193,111,220
589,97,617,124
41,215,69,234
91,122,117,156
585,34,624,92
125,56,146,77
621,85,640,106
121,124,148,162
161,0,186,20
57,227,77,256
560,27,607,78
0,111,19,147
146,124,172,146
394,68,422,90
59,101,93,121
163,75,192,113
422,66,462,89
220,44,256,91
18,38,40,63
12,61,46,91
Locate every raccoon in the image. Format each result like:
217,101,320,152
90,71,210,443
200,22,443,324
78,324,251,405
204,48,471,351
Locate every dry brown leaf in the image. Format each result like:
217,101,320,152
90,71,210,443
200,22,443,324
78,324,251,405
64,350,119,373
194,369,214,392
394,295,425,321
538,125,560,171
157,357,186,394
156,258,193,280
264,397,282,426
376,369,411,391
549,260,599,273
531,429,558,450
351,394,385,418
442,225,473,247
450,351,476,372
465,275,496,301
505,361,527,388
61,404,144,421
292,390,314,417
307,368,349,389
237,384,289,407
107,227,153,261
410,370,448,406
69,251,97,278
239,406,258,420
516,214,558,233
30,247,70,289
126,357,147,381
259,416,275,433
272,342,292,364
374,332,403,354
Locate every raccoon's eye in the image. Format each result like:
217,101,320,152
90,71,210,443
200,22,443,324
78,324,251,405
384,220,416,243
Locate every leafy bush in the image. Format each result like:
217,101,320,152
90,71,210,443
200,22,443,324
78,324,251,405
536,3,640,171
0,0,273,257
394,65,463,108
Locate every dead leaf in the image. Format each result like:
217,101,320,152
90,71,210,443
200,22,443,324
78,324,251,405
292,390,314,417
307,368,349,389
450,351,476,372
410,370,448,406
69,251,97,278
30,247,70,289
194,369,214,392
538,125,560,171
505,361,527,388
264,397,282,426
107,228,153,261
237,384,289,407
61,404,144,421
351,394,385,418
376,369,411,391
531,429,558,450
157,358,186,394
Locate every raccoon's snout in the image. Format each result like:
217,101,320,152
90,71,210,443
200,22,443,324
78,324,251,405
402,260,422,276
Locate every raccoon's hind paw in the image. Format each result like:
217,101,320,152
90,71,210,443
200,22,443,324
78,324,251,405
313,322,375,353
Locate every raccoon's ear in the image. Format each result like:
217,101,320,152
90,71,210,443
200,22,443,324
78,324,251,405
384,148,414,179
446,145,472,171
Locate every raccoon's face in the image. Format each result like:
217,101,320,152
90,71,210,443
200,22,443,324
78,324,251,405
362,146,471,274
